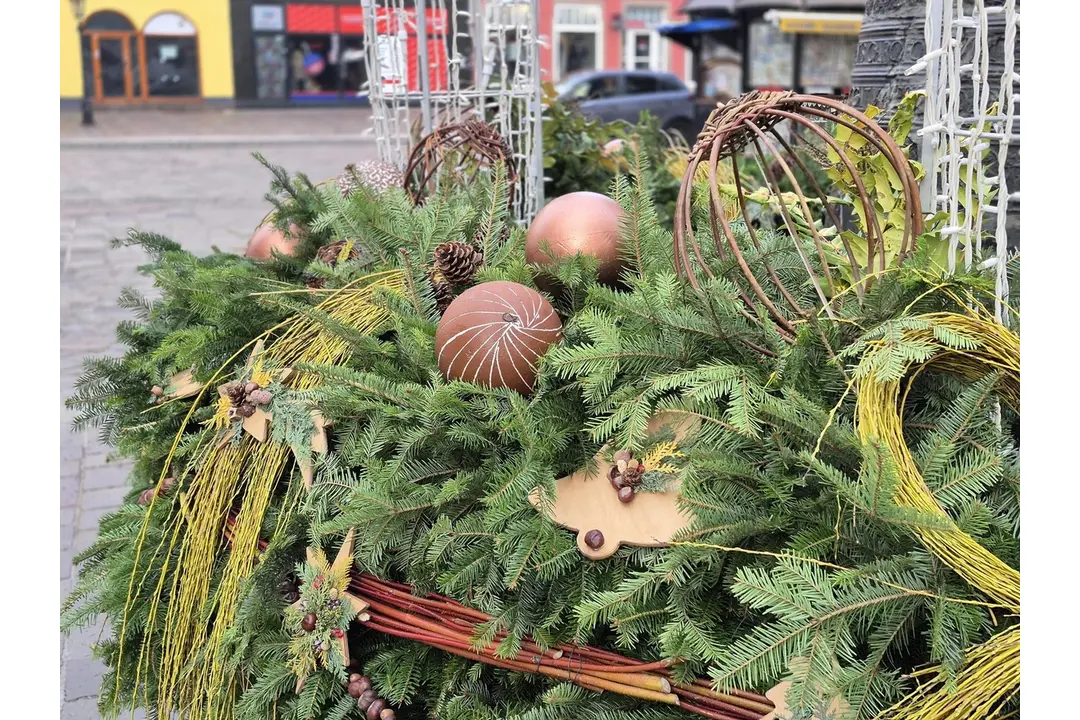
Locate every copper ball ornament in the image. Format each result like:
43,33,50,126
245,221,304,260
525,192,626,286
434,281,563,395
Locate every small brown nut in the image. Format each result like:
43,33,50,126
613,449,632,464
617,485,635,504
366,699,387,720
151,385,164,397
584,529,604,550
379,709,396,720
356,690,377,711
244,381,260,393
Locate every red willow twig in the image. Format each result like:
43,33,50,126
225,516,774,718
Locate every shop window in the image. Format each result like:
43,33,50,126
288,35,338,97
799,34,857,93
255,35,289,100
748,20,794,89
559,33,598,77
143,12,200,98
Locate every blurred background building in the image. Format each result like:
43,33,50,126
60,0,868,110
59,0,236,107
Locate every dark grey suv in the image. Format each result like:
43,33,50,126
554,70,698,142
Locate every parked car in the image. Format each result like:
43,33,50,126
554,70,698,143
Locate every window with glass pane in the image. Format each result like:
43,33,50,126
626,75,658,94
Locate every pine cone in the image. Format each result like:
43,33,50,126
236,403,257,418
305,274,326,289
620,464,644,487
428,271,454,313
433,241,483,286
225,383,246,403
317,240,362,266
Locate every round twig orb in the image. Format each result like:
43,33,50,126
403,119,518,207
674,91,923,341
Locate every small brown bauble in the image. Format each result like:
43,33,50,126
366,699,387,720
525,192,626,286
245,221,304,260
435,281,563,395
301,613,317,632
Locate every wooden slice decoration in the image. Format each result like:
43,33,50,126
435,281,563,395
529,412,697,560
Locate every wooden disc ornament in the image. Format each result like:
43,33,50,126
246,221,304,260
528,412,697,560
435,281,562,394
525,192,626,286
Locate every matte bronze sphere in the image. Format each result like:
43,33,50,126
435,281,563,395
525,192,626,286
245,221,303,260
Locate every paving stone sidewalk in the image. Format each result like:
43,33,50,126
60,141,380,719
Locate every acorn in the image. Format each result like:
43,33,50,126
301,613,317,632
617,485,635,504
380,709,396,720
366,699,387,720
357,690,377,711
151,385,164,397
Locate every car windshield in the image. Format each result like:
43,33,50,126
554,75,587,96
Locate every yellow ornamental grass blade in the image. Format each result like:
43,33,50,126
854,312,1019,719
877,625,1019,720
114,270,406,720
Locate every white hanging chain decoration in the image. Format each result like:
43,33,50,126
908,0,1019,326
360,0,544,224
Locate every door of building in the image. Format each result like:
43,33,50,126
91,32,139,102
625,29,660,71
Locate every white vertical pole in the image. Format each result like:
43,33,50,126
416,0,433,135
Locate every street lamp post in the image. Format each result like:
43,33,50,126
69,0,94,126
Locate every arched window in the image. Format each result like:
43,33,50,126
142,12,201,98
83,10,135,32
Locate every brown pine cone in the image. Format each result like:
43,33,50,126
620,464,644,487
428,271,454,313
433,241,483,286
225,383,246,403
317,240,362,266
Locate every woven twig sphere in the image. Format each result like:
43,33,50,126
674,91,923,341
403,119,518,207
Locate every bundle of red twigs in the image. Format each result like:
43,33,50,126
226,516,773,720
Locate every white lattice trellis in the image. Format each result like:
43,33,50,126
359,0,545,224
907,0,1020,325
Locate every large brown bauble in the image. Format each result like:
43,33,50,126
525,192,626,286
435,281,563,395
245,221,303,260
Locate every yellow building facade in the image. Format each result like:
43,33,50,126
60,0,235,104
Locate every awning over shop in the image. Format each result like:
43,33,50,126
657,18,739,48
762,10,864,35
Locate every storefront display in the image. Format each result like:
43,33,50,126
232,0,450,105
748,19,794,89
799,34,856,93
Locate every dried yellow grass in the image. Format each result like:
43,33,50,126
115,270,405,720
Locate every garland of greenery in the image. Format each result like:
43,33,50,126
63,107,1019,720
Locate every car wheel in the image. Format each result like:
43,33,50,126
664,118,695,146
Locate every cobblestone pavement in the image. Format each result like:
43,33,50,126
60,139,380,719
